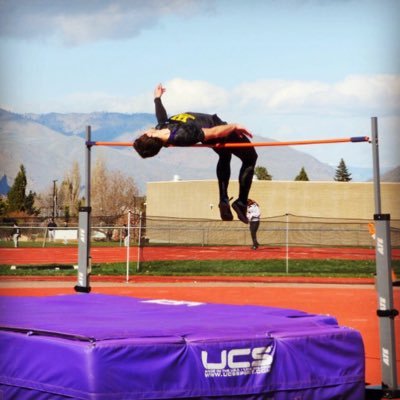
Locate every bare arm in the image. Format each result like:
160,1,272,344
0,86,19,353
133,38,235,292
154,83,168,124
202,124,253,141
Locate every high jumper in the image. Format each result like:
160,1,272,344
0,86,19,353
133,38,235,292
132,83,258,224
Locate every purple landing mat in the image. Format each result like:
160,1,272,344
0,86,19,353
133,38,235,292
0,294,365,400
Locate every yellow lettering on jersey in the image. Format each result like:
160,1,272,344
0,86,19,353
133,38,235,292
170,113,195,123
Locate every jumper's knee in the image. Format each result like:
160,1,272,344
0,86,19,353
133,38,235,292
244,151,258,168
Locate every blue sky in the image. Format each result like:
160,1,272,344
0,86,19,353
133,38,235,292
1,0,399,170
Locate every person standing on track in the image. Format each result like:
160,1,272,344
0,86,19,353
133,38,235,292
47,219,57,242
133,84,258,224
12,223,20,248
247,199,261,250
122,224,129,247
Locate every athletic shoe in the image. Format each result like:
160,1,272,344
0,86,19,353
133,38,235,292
232,199,248,224
252,244,258,250
219,200,233,221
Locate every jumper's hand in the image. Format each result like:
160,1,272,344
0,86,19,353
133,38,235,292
234,124,253,139
154,83,166,98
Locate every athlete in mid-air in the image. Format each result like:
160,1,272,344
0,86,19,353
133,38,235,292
133,84,258,224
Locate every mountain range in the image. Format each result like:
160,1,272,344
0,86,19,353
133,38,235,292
0,108,398,195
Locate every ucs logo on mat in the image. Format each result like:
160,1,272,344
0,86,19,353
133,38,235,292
201,345,275,378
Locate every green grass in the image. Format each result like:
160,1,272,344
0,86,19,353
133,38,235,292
2,259,399,278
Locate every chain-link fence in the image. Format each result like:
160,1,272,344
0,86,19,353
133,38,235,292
0,214,140,246
144,214,400,248
1,213,399,248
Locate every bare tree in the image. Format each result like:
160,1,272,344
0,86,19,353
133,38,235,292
35,161,81,220
59,161,81,217
34,186,54,217
91,158,139,218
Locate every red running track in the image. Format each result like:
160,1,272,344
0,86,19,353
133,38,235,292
1,245,399,265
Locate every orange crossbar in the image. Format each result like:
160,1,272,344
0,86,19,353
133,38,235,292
88,136,370,148
91,142,133,146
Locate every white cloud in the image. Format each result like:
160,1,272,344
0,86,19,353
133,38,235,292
12,73,396,119
160,78,229,114
232,74,400,117
0,0,216,45
152,74,399,118
10,74,399,120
